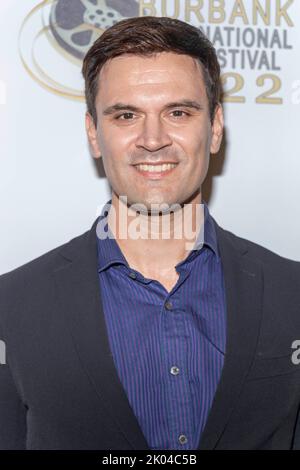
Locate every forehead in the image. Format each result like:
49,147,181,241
96,52,207,106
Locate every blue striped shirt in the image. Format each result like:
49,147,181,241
96,199,226,450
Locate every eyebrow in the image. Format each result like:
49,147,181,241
102,100,204,116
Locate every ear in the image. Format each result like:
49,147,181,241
85,112,102,159
210,104,224,154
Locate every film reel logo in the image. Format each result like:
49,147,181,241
18,0,140,100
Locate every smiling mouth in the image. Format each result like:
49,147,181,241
133,162,178,178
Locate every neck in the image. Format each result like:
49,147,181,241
107,192,204,275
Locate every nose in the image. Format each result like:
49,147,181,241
135,114,172,152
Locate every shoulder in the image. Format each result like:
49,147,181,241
0,229,89,286
214,222,300,350
214,220,300,280
0,225,92,331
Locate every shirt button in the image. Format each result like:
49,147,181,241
170,366,180,376
129,271,137,279
164,301,173,310
178,434,188,445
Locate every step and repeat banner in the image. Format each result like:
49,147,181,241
0,0,300,273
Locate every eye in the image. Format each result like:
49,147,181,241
171,110,190,118
115,112,135,120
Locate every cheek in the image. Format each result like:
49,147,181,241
97,130,132,184
98,124,133,158
178,132,209,166
192,124,212,160
178,127,211,178
174,119,210,147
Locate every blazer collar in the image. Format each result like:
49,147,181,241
53,215,263,450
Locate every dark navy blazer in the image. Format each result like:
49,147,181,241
1,216,300,449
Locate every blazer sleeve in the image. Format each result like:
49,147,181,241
0,322,27,449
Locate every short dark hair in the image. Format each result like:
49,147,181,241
82,16,221,127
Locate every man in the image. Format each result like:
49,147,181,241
1,16,300,450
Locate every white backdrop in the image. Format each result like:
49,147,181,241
1,0,300,275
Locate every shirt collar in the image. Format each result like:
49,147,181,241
96,198,219,273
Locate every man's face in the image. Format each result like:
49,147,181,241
86,51,223,210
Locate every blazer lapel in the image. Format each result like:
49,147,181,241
198,219,264,449
52,218,149,450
